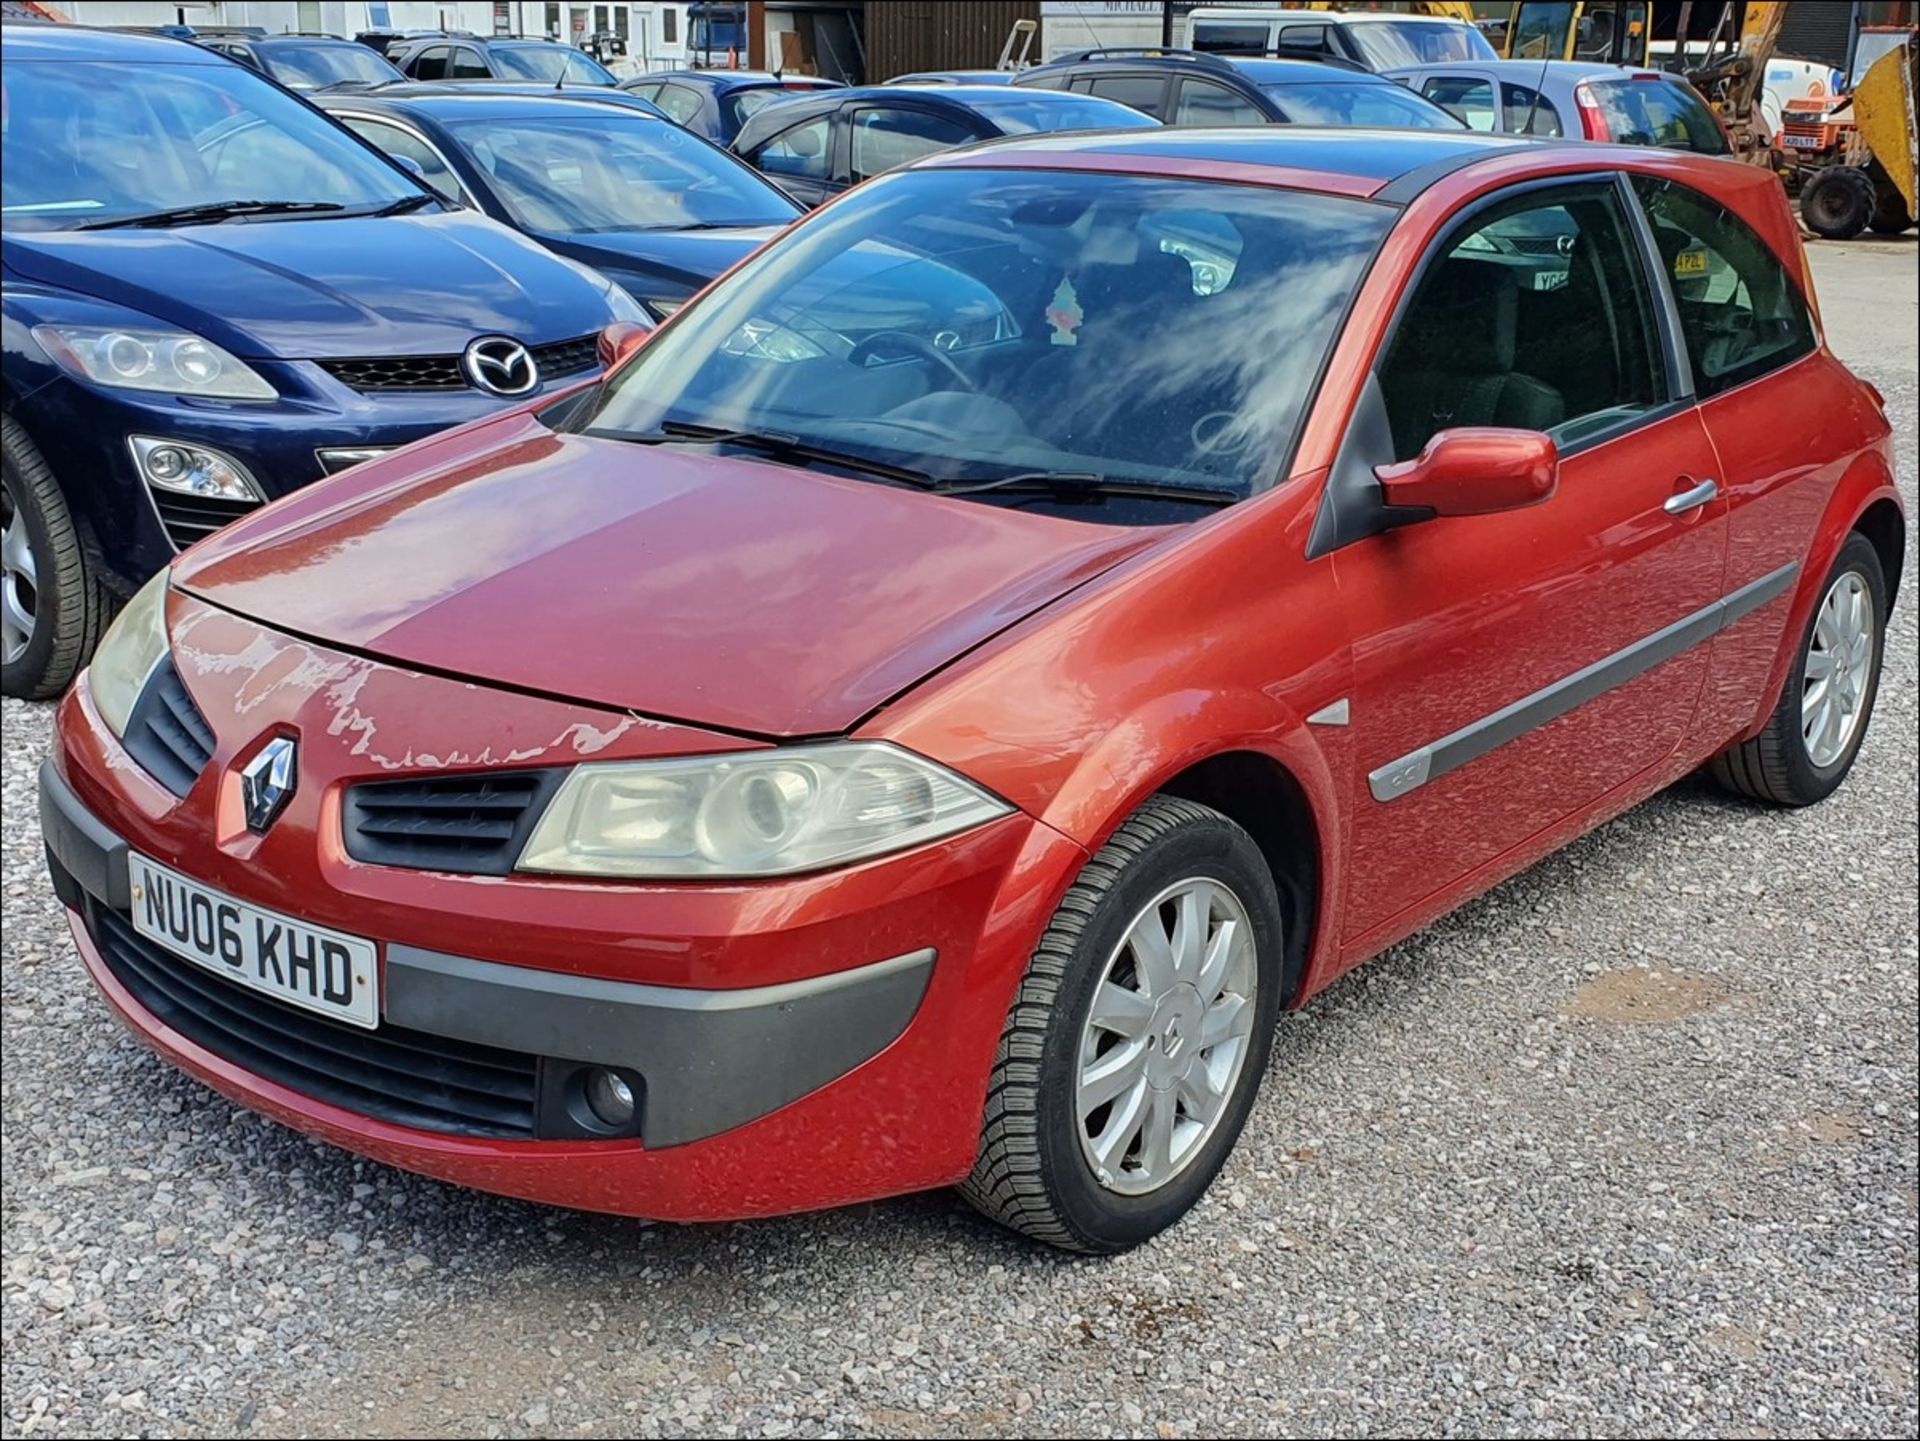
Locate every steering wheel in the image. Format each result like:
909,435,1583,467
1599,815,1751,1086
847,330,978,393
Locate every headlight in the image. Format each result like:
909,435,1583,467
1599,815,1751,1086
32,325,276,400
89,570,170,740
602,281,652,326
517,742,1011,879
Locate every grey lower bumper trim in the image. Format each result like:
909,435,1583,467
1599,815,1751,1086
38,760,131,911
40,759,933,1149
1369,561,1800,803
386,943,936,1147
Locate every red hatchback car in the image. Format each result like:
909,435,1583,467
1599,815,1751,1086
41,130,1903,1252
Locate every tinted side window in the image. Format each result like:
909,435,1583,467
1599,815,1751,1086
407,46,451,80
1191,23,1270,55
751,115,831,180
1421,76,1497,130
1272,22,1339,57
1380,184,1665,460
655,83,705,125
1086,74,1168,117
1502,83,1562,136
1175,79,1266,126
1631,175,1815,397
450,47,492,80
340,117,467,203
850,108,975,181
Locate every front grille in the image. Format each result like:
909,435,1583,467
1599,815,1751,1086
150,490,260,551
317,334,600,393
90,902,539,1138
122,657,216,797
318,353,465,392
529,333,600,379
343,769,565,875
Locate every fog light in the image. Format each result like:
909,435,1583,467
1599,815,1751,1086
583,1069,636,1128
128,435,263,502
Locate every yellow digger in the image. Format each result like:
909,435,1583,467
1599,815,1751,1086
1784,32,1918,239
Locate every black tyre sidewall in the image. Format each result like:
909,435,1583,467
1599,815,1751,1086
1801,168,1874,240
1032,819,1283,1252
1780,534,1888,801
0,443,65,697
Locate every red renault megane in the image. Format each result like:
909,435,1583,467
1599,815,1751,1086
41,129,1903,1252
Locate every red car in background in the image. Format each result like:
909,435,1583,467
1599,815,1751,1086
41,128,1902,1252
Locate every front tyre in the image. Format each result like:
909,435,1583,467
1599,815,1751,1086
1799,166,1876,241
962,797,1283,1253
1710,533,1888,806
2,418,112,701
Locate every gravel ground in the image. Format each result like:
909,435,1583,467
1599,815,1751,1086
2,240,1915,1441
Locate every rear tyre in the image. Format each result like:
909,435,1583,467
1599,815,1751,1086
1709,533,1887,807
2,418,112,701
1868,189,1914,236
1800,166,1876,240
961,796,1283,1253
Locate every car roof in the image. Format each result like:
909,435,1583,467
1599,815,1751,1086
1190,6,1471,21
0,22,224,62
915,126,1540,195
1223,57,1402,85
645,69,837,89
1387,59,1662,82
325,90,662,122
250,34,363,46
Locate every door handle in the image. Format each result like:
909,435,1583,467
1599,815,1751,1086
1664,478,1720,516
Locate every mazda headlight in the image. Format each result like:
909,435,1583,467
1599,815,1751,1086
602,281,652,326
33,325,276,400
517,742,1010,879
88,570,170,739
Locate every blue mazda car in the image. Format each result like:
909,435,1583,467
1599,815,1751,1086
316,89,802,321
1,25,641,698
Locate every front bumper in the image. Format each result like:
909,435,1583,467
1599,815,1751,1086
43,604,1087,1220
12,367,592,595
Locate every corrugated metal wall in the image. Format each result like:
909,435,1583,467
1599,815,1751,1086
1776,1,1858,71
866,0,1041,80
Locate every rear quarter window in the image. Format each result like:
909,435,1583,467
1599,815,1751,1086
1589,78,1728,155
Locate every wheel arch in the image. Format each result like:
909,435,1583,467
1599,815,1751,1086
1854,495,1906,609
1031,689,1345,1010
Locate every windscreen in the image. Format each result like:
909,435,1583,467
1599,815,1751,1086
1264,81,1466,129
449,114,798,230
970,94,1163,133
586,168,1392,505
262,43,404,89
1346,21,1498,68
491,44,617,85
1,59,421,231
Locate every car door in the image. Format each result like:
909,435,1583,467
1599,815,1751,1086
742,110,837,207
847,103,982,185
1625,173,1826,747
405,44,451,80
449,45,493,80
1328,177,1728,942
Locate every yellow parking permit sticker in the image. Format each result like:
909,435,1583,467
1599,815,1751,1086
1674,249,1709,278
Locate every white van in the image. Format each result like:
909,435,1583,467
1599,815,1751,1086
1184,6,1499,71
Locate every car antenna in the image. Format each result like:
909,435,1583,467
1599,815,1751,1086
1519,33,1553,138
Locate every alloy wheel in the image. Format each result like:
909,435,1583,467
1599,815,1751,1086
0,482,37,668
1076,877,1259,1196
1802,569,1876,769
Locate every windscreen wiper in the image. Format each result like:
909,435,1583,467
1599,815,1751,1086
79,200,346,230
367,193,439,216
929,471,1235,506
615,420,937,488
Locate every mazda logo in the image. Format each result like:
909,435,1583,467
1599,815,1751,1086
240,736,297,834
461,336,539,397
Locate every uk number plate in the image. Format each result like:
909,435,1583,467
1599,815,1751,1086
129,854,379,1029
1781,134,1823,148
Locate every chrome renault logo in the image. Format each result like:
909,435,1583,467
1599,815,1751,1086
240,737,297,834
461,336,538,396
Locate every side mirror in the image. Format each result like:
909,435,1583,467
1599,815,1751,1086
1374,427,1558,520
597,321,652,372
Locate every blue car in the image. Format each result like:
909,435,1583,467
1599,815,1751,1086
620,70,843,146
1,26,641,698
318,89,802,321
730,84,1160,208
